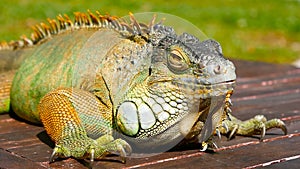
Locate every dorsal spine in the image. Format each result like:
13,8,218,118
0,10,154,51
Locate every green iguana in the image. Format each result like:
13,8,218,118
0,11,287,163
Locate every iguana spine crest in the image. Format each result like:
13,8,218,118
0,10,154,50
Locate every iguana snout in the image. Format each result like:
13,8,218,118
192,39,236,86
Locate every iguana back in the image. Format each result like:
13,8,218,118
11,27,151,123
1,12,150,123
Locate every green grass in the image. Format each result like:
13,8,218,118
1,0,299,64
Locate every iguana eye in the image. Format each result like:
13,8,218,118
168,48,189,73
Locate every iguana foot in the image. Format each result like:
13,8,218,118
50,134,132,163
39,88,132,163
220,113,287,140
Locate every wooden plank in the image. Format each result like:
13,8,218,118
0,60,299,169
0,148,47,169
257,157,300,169
232,60,295,78
125,134,300,169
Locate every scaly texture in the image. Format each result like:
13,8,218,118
0,11,287,164
0,71,14,112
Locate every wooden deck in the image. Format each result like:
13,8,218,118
1,60,299,169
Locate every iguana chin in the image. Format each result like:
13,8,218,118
0,11,287,163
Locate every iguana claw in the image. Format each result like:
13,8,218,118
200,142,208,152
216,128,221,139
222,121,229,133
49,146,59,163
200,138,219,152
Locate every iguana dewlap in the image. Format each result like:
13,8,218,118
0,11,287,163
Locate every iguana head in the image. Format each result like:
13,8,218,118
117,16,236,152
143,24,237,144
149,24,236,97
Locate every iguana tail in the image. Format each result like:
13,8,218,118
0,70,14,113
0,42,35,113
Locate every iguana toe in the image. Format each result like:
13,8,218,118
227,124,239,140
265,118,287,135
99,138,132,163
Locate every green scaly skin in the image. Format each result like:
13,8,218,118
0,11,287,164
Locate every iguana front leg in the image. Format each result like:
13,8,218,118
38,88,131,162
185,112,287,151
217,93,287,141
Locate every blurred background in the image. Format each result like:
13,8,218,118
0,0,299,65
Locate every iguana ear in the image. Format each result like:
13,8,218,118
148,67,152,76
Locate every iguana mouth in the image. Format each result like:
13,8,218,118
174,77,236,86
213,80,235,85
172,78,236,97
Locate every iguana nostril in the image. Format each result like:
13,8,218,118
214,65,221,74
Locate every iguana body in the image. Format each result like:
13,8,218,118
0,11,287,163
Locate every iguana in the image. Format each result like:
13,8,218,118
0,11,287,163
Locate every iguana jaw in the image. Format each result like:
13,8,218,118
172,78,236,99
